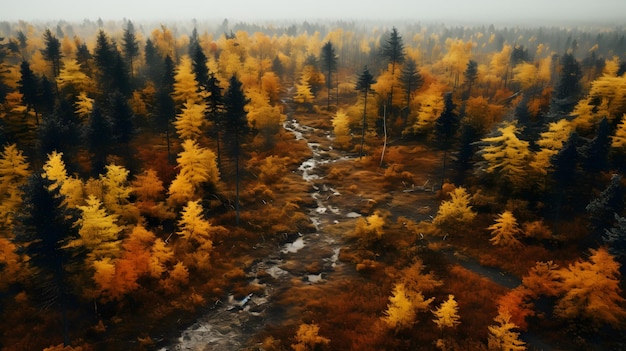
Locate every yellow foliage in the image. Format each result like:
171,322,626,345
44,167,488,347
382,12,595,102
383,283,434,330
168,139,219,206
291,323,330,351
353,211,386,244
407,85,445,134
75,92,94,118
257,155,289,184
57,58,93,92
432,294,461,329
72,195,122,263
174,100,208,140
433,187,476,229
555,248,626,325
150,238,174,278
521,261,560,298
487,309,526,351
0,237,24,289
488,211,523,247
132,169,165,202
173,56,203,106
177,200,213,244
479,123,531,187
612,114,626,148
332,109,352,149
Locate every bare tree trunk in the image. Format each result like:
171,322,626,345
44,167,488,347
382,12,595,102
380,105,387,167
360,90,367,159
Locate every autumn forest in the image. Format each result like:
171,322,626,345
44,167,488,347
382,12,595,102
0,17,626,350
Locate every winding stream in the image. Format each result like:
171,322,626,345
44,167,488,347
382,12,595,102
161,112,356,350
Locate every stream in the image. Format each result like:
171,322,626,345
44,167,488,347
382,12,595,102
160,113,356,350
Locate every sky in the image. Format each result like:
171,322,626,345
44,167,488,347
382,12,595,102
3,0,626,24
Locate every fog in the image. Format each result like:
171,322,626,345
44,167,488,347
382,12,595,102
3,0,626,25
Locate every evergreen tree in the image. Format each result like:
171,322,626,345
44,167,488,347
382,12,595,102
455,123,478,184
381,27,405,74
223,75,249,225
42,29,62,77
463,60,478,100
206,72,224,167
399,57,423,127
18,60,41,124
356,66,376,159
122,20,139,79
154,55,176,162
13,173,80,346
144,39,162,83
435,92,460,187
553,53,582,114
320,41,338,111
604,214,626,275
38,99,81,161
587,174,624,239
191,39,209,88
580,117,611,174
39,76,56,116
84,106,112,175
108,91,135,154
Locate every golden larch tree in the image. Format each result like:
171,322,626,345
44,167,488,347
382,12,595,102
291,323,330,351
555,247,626,325
174,100,208,140
487,309,527,351
432,187,476,230
488,211,523,247
432,294,461,330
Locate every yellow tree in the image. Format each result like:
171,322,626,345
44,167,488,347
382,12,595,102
488,211,523,247
555,247,626,325
487,309,527,351
56,58,93,93
612,114,626,148
132,169,173,220
174,100,208,140
42,151,84,208
100,164,134,221
383,283,434,331
432,187,476,230
530,119,572,177
173,56,203,106
168,139,219,206
71,195,123,264
332,109,352,149
74,91,94,118
432,294,461,329
478,122,531,189
405,83,446,134
0,144,30,233
291,323,330,351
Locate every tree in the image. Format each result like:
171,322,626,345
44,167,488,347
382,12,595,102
399,57,423,126
168,139,219,206
320,41,338,110
174,100,207,140
383,283,434,331
223,75,249,225
332,109,351,149
13,173,79,346
432,294,461,330
205,72,224,166
580,117,611,174
84,106,112,175
463,59,478,100
42,29,62,77
108,91,135,153
553,53,582,114
604,215,626,275
488,211,523,247
555,247,626,325
586,174,624,238
155,54,176,162
122,20,139,79
69,195,122,265
487,309,527,351
356,66,376,158
381,27,405,75
18,60,41,124
291,323,330,351
432,187,476,230
0,144,30,231
434,92,459,187
477,122,532,190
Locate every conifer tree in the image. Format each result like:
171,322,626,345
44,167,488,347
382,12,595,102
399,57,423,126
356,66,376,158
223,75,249,225
42,29,62,77
18,60,41,124
320,41,338,110
122,20,139,79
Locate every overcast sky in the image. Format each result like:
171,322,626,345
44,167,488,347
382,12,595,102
3,0,626,24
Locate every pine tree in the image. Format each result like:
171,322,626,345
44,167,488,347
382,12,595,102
18,60,41,124
355,66,376,158
122,20,139,79
42,29,62,77
84,106,112,175
488,211,523,247
223,75,249,225
13,173,79,346
463,60,478,100
381,27,405,75
320,41,338,111
435,92,459,187
487,309,526,351
432,294,461,330
399,57,423,126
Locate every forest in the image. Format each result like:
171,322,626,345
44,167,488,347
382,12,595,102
0,17,625,350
